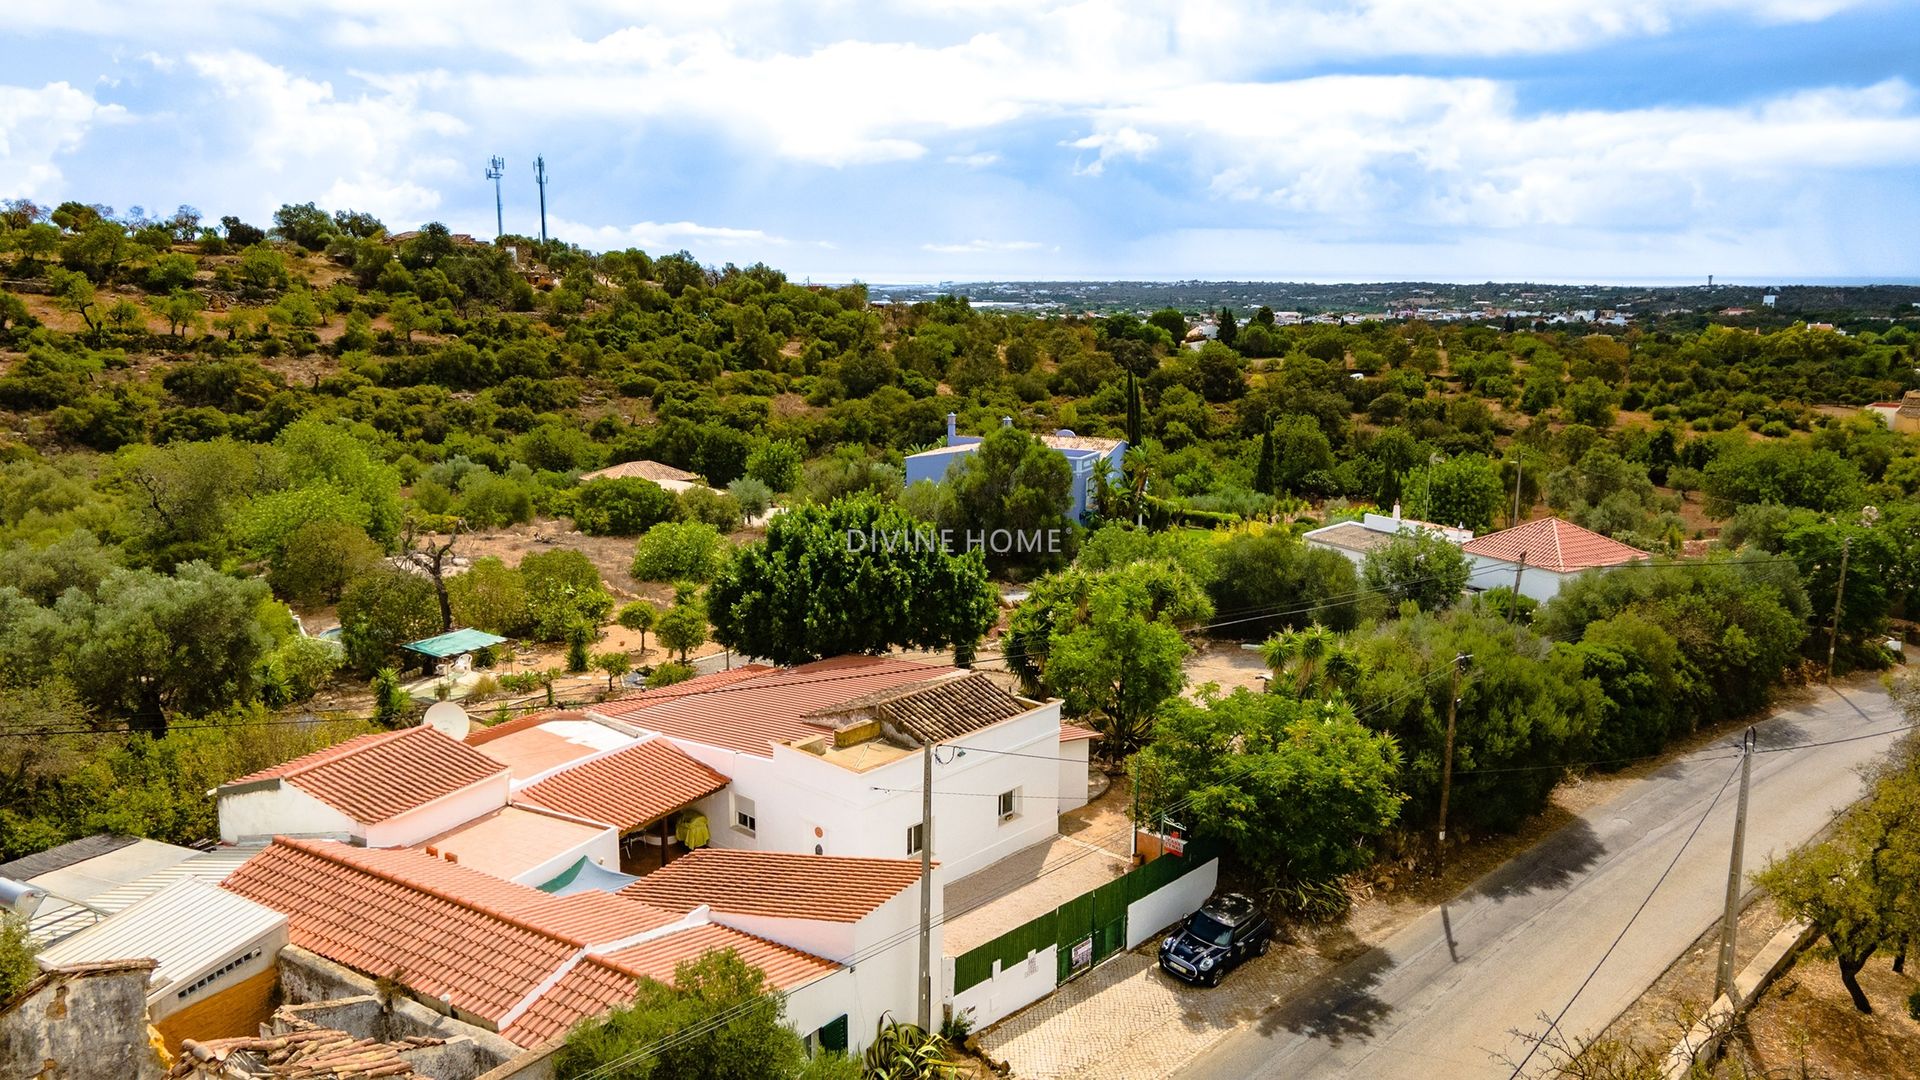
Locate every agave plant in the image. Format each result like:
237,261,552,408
862,1014,960,1080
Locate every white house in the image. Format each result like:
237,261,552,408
1302,505,1474,567
589,656,1076,881
621,847,931,1053
215,726,511,848
1461,516,1651,604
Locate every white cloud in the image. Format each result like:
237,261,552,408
946,151,1001,167
0,82,125,198
183,49,465,223
921,239,1045,253
1065,126,1158,176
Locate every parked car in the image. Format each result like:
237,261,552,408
1158,892,1272,986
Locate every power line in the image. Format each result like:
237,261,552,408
1503,756,1742,1080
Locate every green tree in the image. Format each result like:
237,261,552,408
593,650,632,690
656,595,709,663
617,600,659,656
1361,530,1472,612
710,496,996,667
745,440,803,492
271,201,338,252
267,519,381,609
233,244,289,297
633,521,727,583
338,569,441,674
941,426,1075,571
47,267,100,334
151,288,205,337
573,477,679,536
1259,625,1361,700
555,949,855,1080
448,556,532,637
1268,414,1334,495
1134,690,1402,907
1031,566,1196,758
1148,307,1187,343
1701,440,1864,518
1206,529,1361,637
521,549,615,642
1406,454,1505,532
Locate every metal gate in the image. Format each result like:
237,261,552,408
1055,877,1130,982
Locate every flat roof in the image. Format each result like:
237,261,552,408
1303,522,1398,555
474,718,636,781
24,838,200,903
417,806,611,882
404,628,509,658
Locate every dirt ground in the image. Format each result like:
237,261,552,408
1588,894,1790,1059
1715,951,1920,1080
1181,640,1270,699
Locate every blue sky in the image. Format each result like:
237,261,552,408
3,1,1919,282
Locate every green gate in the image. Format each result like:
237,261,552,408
1090,876,1129,966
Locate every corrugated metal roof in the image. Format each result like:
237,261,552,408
39,878,286,998
0,834,138,881
20,838,199,902
87,845,265,915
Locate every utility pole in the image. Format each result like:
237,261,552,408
1826,535,1851,680
1714,727,1757,1000
485,156,505,240
1508,551,1528,625
1435,653,1468,873
1510,458,1524,527
533,156,549,246
917,736,935,1031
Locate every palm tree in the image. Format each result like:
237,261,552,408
1260,625,1361,700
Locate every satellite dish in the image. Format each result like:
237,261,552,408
0,878,47,919
421,701,471,742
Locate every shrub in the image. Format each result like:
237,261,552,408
727,476,774,520
632,521,727,583
645,662,697,688
572,477,678,536
678,485,743,531
268,519,382,609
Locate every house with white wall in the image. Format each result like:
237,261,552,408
621,847,930,1052
215,726,510,847
1461,516,1651,604
1303,505,1474,567
903,414,1125,523
589,656,1076,882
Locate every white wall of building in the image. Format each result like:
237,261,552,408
1464,554,1572,604
781,969,860,1051
507,824,620,887
1055,740,1092,814
364,774,511,849
945,945,1058,1031
1123,858,1219,950
662,701,1065,881
219,784,360,845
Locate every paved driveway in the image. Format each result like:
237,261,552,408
978,943,1333,1080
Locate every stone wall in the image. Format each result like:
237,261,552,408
273,946,520,1074
0,960,162,1080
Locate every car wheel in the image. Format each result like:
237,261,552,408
1255,937,1269,957
1205,970,1221,987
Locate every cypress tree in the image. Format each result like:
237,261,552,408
1125,372,1143,447
1218,307,1239,348
1254,428,1276,495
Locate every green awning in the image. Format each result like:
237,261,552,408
538,856,639,895
403,628,508,658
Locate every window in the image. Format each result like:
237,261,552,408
998,788,1019,821
734,795,757,835
907,822,924,856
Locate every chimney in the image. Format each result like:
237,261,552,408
444,851,458,864
1001,416,1013,428
946,412,957,442
1392,502,1402,522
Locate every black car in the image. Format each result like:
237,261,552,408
1158,892,1272,986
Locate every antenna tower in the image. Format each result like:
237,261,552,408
533,156,549,246
485,156,505,239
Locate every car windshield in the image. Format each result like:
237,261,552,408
1187,913,1234,946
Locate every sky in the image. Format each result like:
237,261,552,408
3,1,1919,283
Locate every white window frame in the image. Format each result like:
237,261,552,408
734,795,757,836
907,821,924,856
998,788,1019,822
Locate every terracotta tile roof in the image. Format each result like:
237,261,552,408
417,806,611,883
620,849,922,923
1461,517,1650,574
578,460,703,485
465,709,593,747
804,671,1030,743
502,929,838,1046
516,738,729,832
222,727,507,825
222,840,582,1025
590,656,963,757
1059,722,1102,743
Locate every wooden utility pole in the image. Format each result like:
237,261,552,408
1435,654,1468,872
1511,458,1524,526
1826,535,1851,680
1714,728,1757,1000
1508,551,1528,625
917,737,935,1031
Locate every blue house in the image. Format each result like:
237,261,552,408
903,414,1126,523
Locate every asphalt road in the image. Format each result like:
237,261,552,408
1175,678,1906,1080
